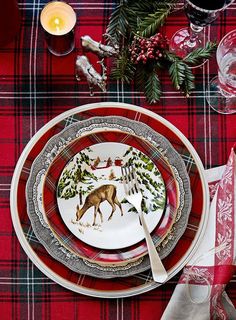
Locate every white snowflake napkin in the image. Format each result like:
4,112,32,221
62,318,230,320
161,148,236,320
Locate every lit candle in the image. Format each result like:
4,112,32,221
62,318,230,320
40,1,77,56
48,16,65,33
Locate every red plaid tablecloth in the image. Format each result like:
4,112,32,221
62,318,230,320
0,1,236,319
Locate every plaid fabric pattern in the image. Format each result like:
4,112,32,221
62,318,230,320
0,0,236,319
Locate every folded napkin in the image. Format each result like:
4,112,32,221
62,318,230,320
161,148,236,320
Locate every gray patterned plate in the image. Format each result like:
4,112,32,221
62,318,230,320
26,116,192,278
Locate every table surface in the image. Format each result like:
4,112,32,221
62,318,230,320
0,1,236,319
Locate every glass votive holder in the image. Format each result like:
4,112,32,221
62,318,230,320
40,1,77,56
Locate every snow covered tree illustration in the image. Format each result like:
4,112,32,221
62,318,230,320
57,148,98,202
122,147,166,214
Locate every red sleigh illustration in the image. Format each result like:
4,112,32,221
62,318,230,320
91,157,123,170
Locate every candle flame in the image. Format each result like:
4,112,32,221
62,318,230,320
48,16,65,33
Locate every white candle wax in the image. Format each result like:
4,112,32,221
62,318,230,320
40,1,76,36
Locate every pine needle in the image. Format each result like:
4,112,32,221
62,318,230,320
168,60,186,90
181,64,195,96
168,57,195,95
106,3,131,44
183,41,217,65
144,69,162,103
111,50,135,83
138,5,172,38
135,64,148,90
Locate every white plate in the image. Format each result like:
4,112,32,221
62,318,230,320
57,142,166,249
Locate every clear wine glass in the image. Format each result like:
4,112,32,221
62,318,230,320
170,0,234,59
207,29,236,114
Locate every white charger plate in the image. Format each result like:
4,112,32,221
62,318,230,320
10,102,209,298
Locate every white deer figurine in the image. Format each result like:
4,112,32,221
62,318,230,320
76,184,123,226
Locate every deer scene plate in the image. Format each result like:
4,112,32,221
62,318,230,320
25,116,191,278
43,130,180,266
11,102,208,296
56,142,166,250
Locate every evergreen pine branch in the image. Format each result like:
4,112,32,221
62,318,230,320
106,1,215,101
106,3,131,44
168,59,186,90
127,0,155,8
138,4,172,38
168,56,195,96
128,1,156,21
127,0,177,32
153,0,178,12
135,64,148,90
164,50,181,63
125,9,141,35
144,69,162,103
180,64,195,97
111,50,135,83
183,41,217,65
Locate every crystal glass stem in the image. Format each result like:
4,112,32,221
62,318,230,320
185,23,204,48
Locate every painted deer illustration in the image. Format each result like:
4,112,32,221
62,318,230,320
75,184,123,225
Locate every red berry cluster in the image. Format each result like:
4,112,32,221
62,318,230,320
130,33,169,64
